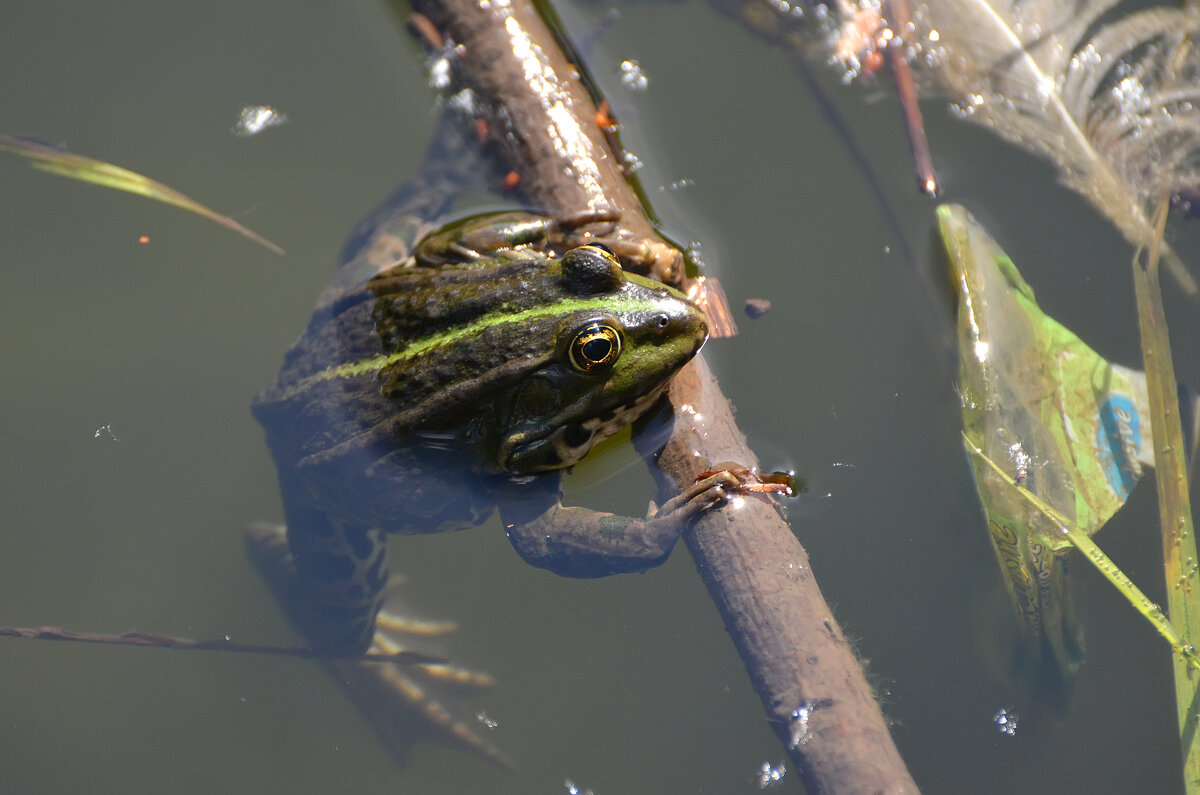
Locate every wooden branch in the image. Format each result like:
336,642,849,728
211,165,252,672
407,0,920,791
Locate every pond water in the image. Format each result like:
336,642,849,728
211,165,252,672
2,1,1198,793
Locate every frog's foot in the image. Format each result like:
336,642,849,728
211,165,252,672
650,468,743,522
245,523,513,770
374,607,495,689
336,614,512,770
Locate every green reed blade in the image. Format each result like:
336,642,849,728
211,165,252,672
0,133,283,254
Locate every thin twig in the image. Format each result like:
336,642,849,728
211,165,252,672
885,0,939,195
0,624,443,665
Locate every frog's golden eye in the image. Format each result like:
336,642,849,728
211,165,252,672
568,322,622,373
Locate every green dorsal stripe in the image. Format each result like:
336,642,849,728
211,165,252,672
271,294,670,403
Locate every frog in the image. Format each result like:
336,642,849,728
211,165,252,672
251,210,732,657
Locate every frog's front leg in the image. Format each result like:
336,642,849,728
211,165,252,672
498,471,736,578
412,209,621,266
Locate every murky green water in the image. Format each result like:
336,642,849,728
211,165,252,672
2,1,1198,793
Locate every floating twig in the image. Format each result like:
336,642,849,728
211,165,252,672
0,624,443,665
884,0,939,195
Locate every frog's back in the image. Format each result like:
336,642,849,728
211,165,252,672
252,254,569,531
253,285,393,469
255,272,476,532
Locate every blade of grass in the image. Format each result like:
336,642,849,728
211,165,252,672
0,133,283,254
1134,195,1200,793
964,433,1200,674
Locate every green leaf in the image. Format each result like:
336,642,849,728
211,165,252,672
0,133,283,254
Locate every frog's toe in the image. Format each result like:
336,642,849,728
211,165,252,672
324,600,508,767
337,629,512,769
653,470,741,520
372,606,494,687
375,609,457,637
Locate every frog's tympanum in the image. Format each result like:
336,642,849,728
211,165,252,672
253,212,723,655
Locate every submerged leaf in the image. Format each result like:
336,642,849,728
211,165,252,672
0,133,283,254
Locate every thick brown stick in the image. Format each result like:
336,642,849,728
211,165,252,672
408,0,920,791
657,358,917,794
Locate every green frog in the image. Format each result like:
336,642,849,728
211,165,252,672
252,211,728,656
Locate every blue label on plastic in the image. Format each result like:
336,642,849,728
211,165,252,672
1097,394,1140,500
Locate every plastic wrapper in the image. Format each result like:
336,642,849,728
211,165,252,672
938,204,1200,691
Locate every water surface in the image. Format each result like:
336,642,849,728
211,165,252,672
1,1,1197,793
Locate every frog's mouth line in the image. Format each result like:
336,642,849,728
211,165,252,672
501,380,674,473
553,382,670,466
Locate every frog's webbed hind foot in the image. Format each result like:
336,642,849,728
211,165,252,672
373,607,495,689
355,620,510,769
244,523,513,770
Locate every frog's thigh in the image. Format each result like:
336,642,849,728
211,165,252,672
274,494,391,654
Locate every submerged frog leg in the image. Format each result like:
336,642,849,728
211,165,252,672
248,480,390,656
498,470,737,578
245,518,387,656
244,524,513,769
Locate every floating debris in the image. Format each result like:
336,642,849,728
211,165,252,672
942,203,1200,689
93,423,119,442
232,104,288,137
744,298,772,318
618,59,649,91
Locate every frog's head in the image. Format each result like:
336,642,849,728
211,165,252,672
495,244,707,474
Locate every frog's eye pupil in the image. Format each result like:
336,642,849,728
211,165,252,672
568,323,622,373
583,337,611,360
